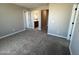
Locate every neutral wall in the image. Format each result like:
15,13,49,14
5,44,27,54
48,4,73,38
70,6,79,54
0,4,27,37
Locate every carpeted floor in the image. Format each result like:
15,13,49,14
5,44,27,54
0,29,70,55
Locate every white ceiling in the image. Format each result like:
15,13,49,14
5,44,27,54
14,3,49,9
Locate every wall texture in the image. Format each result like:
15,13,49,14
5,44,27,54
0,4,27,37
48,4,73,38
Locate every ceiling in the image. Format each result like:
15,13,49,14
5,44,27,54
14,3,49,9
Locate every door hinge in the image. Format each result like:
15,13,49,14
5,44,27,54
72,22,74,24
75,8,77,11
69,34,71,37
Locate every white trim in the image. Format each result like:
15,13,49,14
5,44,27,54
69,45,72,55
69,4,79,55
0,29,26,39
48,33,67,39
67,4,78,40
23,10,28,29
23,10,26,29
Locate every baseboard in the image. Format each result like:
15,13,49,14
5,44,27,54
69,45,72,55
0,29,26,39
48,33,67,39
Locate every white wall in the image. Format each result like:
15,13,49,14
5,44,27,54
48,4,73,38
0,4,27,37
70,4,79,55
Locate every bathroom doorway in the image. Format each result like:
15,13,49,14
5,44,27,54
33,11,39,31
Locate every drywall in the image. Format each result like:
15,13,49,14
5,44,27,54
70,5,79,54
48,4,73,38
0,4,27,37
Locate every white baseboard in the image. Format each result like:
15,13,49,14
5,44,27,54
48,33,67,39
0,29,26,39
69,46,72,55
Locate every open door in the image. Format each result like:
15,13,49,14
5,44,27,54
41,9,49,33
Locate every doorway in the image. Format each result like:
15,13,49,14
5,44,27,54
41,9,49,33
23,10,31,29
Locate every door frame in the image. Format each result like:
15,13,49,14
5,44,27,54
23,10,30,29
67,4,78,40
23,10,27,29
69,4,79,54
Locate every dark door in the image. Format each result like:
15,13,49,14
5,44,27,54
41,9,49,33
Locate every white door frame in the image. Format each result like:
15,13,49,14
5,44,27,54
31,10,41,30
23,10,30,29
23,10,27,29
69,4,79,54
67,4,78,40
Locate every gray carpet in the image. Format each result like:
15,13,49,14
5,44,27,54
0,29,70,55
